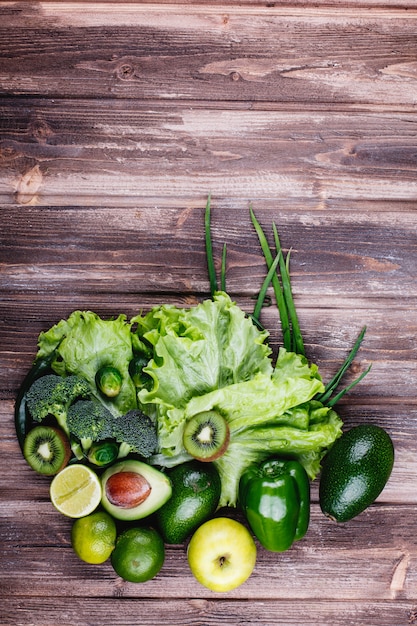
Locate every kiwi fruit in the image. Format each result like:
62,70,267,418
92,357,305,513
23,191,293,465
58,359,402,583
23,425,71,475
183,411,230,462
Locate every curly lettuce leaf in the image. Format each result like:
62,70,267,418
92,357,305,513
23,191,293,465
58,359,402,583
136,292,273,415
36,311,137,416
188,349,324,432
153,349,324,458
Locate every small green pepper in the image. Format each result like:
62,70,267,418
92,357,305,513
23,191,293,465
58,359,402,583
239,457,310,552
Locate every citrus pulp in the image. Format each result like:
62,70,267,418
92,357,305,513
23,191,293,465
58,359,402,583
49,464,102,518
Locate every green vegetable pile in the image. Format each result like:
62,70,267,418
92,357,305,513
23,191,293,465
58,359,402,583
16,197,393,585
18,200,365,501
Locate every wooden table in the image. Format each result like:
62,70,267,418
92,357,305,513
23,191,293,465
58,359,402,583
1,2,416,624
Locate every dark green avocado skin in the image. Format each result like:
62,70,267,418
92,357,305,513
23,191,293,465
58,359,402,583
319,424,394,522
154,460,221,544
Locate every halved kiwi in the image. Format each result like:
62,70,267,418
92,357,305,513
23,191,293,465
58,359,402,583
183,411,230,462
23,425,71,475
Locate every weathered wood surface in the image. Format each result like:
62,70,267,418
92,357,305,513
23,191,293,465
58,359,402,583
2,103,417,204
1,2,417,625
2,4,417,105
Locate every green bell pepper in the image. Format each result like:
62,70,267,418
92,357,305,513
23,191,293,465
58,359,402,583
239,457,310,552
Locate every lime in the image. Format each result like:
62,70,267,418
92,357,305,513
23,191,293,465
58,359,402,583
71,511,117,564
49,464,102,518
111,527,165,583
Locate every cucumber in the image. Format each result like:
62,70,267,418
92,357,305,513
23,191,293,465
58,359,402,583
319,424,394,522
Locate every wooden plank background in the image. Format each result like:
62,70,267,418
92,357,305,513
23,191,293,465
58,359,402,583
1,2,417,625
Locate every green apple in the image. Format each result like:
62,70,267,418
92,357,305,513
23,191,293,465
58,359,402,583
187,517,257,592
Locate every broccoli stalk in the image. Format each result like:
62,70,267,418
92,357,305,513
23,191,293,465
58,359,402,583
112,410,158,459
25,374,91,436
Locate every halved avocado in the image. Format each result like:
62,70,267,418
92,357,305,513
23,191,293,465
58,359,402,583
101,459,172,521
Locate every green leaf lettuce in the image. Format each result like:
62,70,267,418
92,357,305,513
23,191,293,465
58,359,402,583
135,291,273,413
36,311,137,416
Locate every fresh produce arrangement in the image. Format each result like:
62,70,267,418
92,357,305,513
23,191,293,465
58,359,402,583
15,198,394,592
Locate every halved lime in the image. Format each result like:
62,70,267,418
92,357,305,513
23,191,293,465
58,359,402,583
50,464,102,518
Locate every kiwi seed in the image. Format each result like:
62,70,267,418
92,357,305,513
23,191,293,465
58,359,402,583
23,425,71,475
183,411,230,462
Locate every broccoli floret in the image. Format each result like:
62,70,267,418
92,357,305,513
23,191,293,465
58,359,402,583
67,399,115,453
112,409,158,459
26,374,91,435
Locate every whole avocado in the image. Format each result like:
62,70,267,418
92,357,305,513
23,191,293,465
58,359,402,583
154,460,221,544
319,424,394,522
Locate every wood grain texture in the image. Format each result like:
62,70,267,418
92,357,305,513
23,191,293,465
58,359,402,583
1,2,417,625
1,4,417,105
2,206,416,295
2,598,417,626
2,100,417,204
1,471,416,601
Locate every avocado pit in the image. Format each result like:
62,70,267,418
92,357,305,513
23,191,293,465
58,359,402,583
100,459,172,521
105,471,152,509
